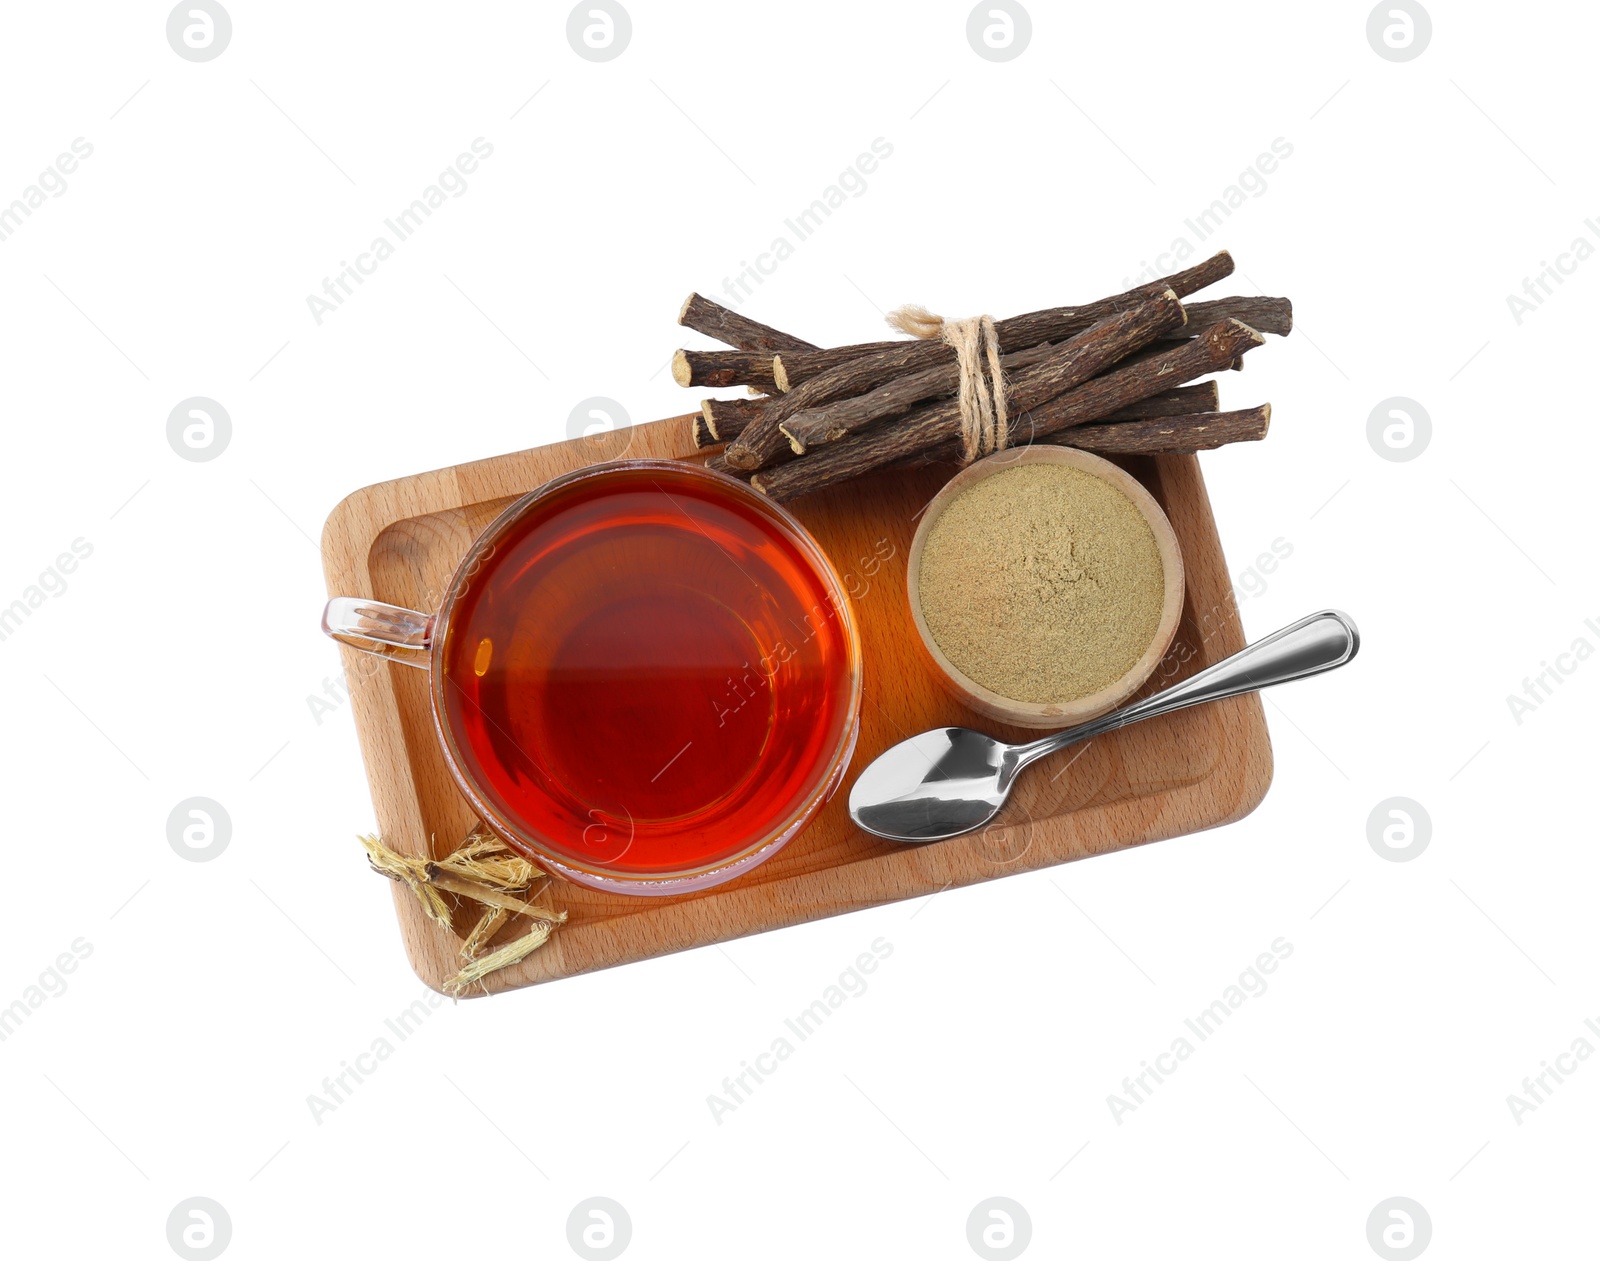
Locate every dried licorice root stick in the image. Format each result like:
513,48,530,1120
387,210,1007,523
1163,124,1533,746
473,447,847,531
1118,334,1245,375
729,251,1235,470
751,293,1188,500
863,380,1224,449
779,340,1060,454
462,905,511,960
1171,296,1292,337
695,396,770,445
832,379,1216,454
704,452,755,480
1050,404,1271,455
891,402,1268,469
766,250,1237,393
677,292,819,354
445,921,557,996
426,872,567,924
1105,381,1219,419
672,348,780,392
755,318,1263,502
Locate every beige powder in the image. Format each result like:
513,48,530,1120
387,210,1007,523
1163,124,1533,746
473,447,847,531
917,463,1166,704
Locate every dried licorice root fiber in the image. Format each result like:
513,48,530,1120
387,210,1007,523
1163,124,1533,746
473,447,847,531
916,464,1165,704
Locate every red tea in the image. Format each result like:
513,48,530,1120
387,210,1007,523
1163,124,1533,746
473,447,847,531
439,463,857,877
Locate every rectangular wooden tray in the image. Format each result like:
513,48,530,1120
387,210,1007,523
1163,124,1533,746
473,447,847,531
321,416,1272,994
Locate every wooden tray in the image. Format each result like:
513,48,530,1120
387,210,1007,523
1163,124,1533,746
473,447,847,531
321,417,1272,994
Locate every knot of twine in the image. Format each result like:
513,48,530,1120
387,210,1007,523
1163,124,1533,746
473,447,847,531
886,304,1008,463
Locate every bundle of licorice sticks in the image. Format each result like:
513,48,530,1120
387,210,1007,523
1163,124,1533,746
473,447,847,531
673,251,1289,502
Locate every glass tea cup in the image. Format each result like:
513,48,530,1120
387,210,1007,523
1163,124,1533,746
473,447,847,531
323,460,862,895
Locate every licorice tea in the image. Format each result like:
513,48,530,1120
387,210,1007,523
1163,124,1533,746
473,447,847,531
438,461,859,883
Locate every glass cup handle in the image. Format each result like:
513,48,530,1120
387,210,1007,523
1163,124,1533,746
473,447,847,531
322,597,434,669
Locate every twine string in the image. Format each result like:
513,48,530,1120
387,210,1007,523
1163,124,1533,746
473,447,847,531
886,305,1008,463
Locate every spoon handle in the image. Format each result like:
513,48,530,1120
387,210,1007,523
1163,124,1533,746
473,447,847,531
1015,610,1360,768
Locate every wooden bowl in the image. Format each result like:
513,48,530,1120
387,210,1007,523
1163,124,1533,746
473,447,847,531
906,446,1185,729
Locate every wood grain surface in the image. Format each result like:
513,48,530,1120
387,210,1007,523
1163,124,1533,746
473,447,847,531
320,416,1273,995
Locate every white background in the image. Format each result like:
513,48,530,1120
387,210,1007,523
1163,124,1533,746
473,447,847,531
1,2,1595,1257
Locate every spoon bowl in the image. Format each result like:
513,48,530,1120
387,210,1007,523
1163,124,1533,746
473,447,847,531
849,610,1359,843
849,727,1022,841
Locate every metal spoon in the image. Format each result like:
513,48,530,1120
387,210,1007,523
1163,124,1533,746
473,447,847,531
849,610,1359,842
